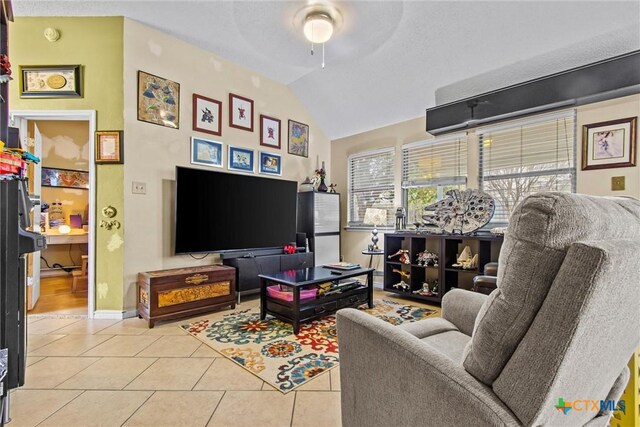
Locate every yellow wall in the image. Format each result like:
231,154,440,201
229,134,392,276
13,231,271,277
9,17,125,311
121,19,332,310
332,95,640,270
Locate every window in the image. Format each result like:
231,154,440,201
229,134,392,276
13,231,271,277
347,147,395,227
401,134,467,225
479,110,576,223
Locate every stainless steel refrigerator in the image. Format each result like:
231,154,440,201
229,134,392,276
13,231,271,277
297,192,341,267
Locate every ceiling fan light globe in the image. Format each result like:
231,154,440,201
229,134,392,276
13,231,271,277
303,13,334,44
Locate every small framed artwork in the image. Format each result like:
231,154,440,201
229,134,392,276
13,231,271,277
228,146,254,173
42,167,89,189
193,94,222,136
95,131,123,164
260,115,281,149
191,137,223,168
288,119,309,158
582,117,637,170
259,151,282,176
137,70,180,129
20,65,82,98
228,93,254,131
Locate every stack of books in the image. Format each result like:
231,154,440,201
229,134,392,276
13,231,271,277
323,262,360,270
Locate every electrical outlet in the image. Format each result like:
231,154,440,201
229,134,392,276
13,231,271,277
132,181,147,194
611,176,625,191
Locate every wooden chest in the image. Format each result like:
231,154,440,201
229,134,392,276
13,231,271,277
137,265,236,328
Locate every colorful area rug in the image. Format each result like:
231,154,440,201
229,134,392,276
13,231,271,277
181,299,436,393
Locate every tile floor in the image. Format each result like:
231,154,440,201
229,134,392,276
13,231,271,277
9,290,439,427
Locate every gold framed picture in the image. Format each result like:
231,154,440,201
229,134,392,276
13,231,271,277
20,65,82,98
95,131,123,164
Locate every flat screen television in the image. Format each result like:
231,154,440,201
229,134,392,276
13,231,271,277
174,166,298,254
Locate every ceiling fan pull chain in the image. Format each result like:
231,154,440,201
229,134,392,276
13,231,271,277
311,42,314,55
322,43,325,69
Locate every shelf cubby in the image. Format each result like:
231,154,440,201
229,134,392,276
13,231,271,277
383,232,503,304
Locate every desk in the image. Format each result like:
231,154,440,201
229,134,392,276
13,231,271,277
43,231,88,245
362,250,384,269
259,267,374,334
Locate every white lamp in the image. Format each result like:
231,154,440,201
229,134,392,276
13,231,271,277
58,224,71,234
363,208,387,251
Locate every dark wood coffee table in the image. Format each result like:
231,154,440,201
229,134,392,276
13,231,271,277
259,266,375,334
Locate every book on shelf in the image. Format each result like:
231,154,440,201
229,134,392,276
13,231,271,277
323,262,360,270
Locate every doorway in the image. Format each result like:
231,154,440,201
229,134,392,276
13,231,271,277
11,110,96,318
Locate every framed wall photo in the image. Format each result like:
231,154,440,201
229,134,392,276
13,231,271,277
288,119,309,158
42,167,89,189
137,70,180,129
191,137,223,168
228,146,254,173
259,151,282,176
193,94,222,136
20,65,82,98
95,131,123,164
582,116,637,170
228,93,254,131
260,115,281,149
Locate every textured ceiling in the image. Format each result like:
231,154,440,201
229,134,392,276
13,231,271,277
12,0,640,139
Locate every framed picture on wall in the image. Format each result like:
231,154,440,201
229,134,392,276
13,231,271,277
20,65,82,98
137,70,180,129
95,131,123,164
260,115,281,149
228,93,254,131
259,151,282,176
288,119,309,158
228,146,254,173
191,137,223,168
582,116,637,170
42,167,89,189
193,94,222,136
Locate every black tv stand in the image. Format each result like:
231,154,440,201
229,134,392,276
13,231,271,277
222,250,314,303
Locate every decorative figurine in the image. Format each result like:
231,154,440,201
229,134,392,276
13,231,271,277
413,279,439,296
299,177,314,192
423,189,495,235
388,249,410,264
416,251,438,267
452,246,478,270
393,280,410,291
395,207,406,230
328,183,337,193
392,268,410,280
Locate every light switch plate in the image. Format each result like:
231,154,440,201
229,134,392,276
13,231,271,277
611,176,625,191
132,181,147,194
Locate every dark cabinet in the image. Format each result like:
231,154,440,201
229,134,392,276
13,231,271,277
384,233,503,304
224,252,315,296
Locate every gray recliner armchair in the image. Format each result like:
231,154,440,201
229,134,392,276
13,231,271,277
337,193,640,427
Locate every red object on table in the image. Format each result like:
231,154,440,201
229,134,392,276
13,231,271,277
284,244,296,254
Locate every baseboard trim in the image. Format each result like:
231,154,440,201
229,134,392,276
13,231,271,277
93,309,138,320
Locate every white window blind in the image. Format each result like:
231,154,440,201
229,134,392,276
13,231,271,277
401,133,467,224
479,110,576,223
348,147,395,227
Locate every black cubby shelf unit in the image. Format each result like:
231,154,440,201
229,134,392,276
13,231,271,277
383,233,503,304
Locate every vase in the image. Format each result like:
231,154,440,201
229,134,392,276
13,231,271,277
317,178,328,192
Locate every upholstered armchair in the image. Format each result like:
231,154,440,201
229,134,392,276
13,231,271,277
472,261,499,294
337,193,640,427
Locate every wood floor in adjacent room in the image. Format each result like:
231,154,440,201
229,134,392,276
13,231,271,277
11,289,439,427
30,275,88,315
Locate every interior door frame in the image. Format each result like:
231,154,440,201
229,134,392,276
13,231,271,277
10,110,97,318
